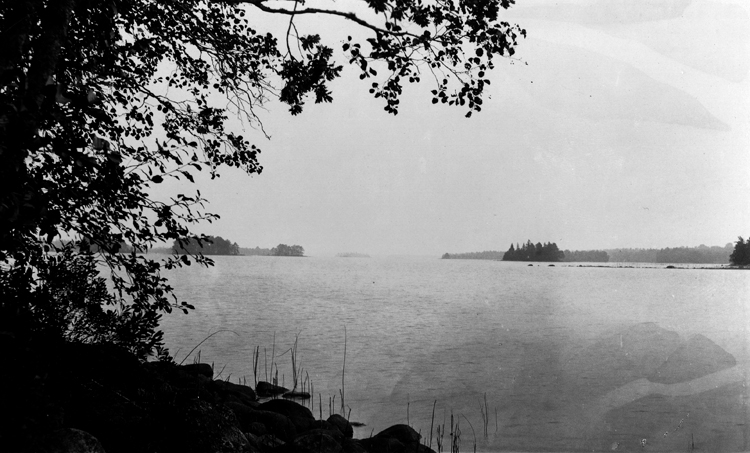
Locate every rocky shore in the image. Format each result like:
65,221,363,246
0,338,433,453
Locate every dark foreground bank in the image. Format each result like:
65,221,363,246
0,337,432,453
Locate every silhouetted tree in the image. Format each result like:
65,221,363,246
503,240,564,262
730,237,750,266
271,244,305,257
0,0,525,358
172,236,239,255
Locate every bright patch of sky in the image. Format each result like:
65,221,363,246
152,0,750,256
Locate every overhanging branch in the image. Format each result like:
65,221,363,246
220,0,414,39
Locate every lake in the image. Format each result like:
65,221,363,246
160,256,749,452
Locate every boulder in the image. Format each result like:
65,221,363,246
212,379,258,405
375,424,421,444
304,428,344,442
257,434,286,449
259,398,313,419
225,401,297,442
327,414,354,438
289,431,343,453
310,419,338,432
158,400,249,453
259,399,315,432
247,422,267,437
649,334,737,384
179,363,213,379
256,381,288,397
341,438,369,453
358,436,405,453
38,428,106,453
283,390,311,400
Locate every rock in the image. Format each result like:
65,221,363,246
289,431,343,453
341,438,369,453
247,422,267,436
358,436,405,453
244,431,260,449
39,428,106,453
259,399,314,419
257,434,286,449
158,400,249,453
283,390,311,400
328,414,354,438
212,379,258,405
649,334,736,384
311,420,338,432
259,399,315,432
256,381,288,397
225,401,297,442
375,424,421,444
308,428,345,441
179,363,213,379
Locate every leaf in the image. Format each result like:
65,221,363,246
151,175,163,183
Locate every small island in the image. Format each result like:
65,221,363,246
441,251,504,260
270,244,305,257
336,252,370,258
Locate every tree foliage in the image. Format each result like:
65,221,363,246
607,244,733,264
562,249,609,263
0,0,524,358
502,241,564,262
270,244,304,257
441,250,504,260
729,237,750,266
172,235,239,255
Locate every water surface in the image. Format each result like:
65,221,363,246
160,256,749,452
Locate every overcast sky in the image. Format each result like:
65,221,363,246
154,0,750,256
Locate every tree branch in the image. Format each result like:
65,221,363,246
226,0,412,39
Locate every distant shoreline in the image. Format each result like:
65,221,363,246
555,263,745,270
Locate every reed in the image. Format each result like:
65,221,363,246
450,412,461,453
341,326,346,414
407,394,410,426
288,333,300,390
213,362,229,380
178,329,238,365
461,414,477,453
429,400,437,451
271,332,276,385
478,393,489,439
252,345,260,387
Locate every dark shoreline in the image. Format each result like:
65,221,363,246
1,339,430,453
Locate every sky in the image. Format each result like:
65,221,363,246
154,0,750,257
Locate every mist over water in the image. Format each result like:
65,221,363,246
160,256,749,452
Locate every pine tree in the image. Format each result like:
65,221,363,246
729,236,749,266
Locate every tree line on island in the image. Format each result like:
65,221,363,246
503,241,565,262
730,236,750,266
155,236,306,257
443,240,747,265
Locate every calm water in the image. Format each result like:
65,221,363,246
160,256,749,452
